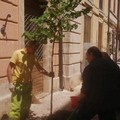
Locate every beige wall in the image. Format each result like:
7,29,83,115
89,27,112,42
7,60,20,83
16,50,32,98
0,0,23,118
51,0,118,90
80,0,118,56
0,0,119,118
62,4,82,90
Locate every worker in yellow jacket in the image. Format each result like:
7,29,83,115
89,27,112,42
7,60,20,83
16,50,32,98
7,40,54,120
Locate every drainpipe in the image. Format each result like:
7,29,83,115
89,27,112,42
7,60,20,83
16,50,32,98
115,0,120,62
112,30,114,55
107,0,111,54
59,19,64,90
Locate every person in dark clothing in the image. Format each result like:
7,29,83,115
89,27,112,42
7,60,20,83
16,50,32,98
67,46,120,120
101,51,120,89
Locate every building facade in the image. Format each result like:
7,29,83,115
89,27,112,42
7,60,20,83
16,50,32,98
0,0,23,117
62,0,119,90
81,0,119,60
0,0,119,118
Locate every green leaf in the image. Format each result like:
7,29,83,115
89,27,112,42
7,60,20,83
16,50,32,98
23,0,91,44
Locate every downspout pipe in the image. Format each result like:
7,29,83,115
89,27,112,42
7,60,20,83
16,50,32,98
59,19,64,90
107,0,111,54
115,0,120,62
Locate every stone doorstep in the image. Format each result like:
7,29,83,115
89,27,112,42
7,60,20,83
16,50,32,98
32,92,49,104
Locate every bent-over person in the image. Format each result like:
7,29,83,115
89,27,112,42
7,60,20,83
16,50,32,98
68,46,120,120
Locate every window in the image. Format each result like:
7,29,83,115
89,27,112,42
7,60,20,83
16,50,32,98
25,0,48,16
24,0,48,60
24,0,48,94
98,22,103,49
99,0,103,10
84,15,91,42
113,0,116,13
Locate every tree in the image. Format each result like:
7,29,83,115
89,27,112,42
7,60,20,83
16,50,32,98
23,0,91,115
23,0,91,43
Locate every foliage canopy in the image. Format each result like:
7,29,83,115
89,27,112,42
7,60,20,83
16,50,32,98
23,0,91,44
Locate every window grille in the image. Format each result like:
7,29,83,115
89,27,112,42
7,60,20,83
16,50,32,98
24,13,43,61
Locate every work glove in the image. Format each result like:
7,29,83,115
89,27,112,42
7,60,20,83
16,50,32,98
9,82,15,92
49,71,55,77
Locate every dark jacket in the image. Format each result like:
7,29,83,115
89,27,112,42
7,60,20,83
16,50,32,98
81,58,120,110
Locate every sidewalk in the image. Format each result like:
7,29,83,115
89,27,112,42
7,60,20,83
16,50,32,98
29,83,120,120
29,84,81,120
